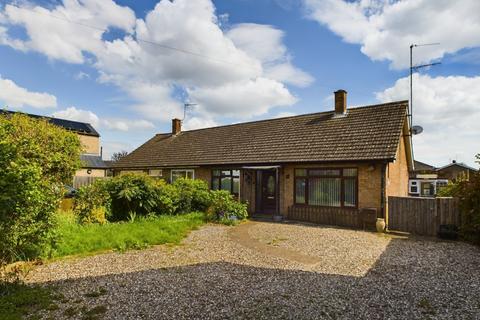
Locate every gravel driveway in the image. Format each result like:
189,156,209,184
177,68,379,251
28,221,480,319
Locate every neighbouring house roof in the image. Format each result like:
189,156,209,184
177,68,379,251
80,154,109,169
413,160,436,171
114,100,409,169
436,162,478,172
1,110,99,137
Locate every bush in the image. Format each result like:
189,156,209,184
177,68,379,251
156,181,180,215
437,171,480,245
206,190,248,225
0,113,81,263
173,178,212,213
73,180,110,224
105,174,160,221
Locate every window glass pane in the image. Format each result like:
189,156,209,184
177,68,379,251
295,169,307,176
221,170,231,176
212,170,221,177
295,179,306,204
344,178,356,207
309,169,340,176
308,178,341,207
221,177,232,191
232,177,240,194
186,170,194,179
232,170,240,177
171,171,183,183
212,178,220,190
343,168,358,177
267,176,275,195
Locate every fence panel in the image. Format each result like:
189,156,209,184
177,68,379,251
388,196,460,236
73,176,108,189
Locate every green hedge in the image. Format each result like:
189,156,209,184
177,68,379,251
73,174,248,224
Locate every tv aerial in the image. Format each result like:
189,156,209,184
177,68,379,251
182,103,197,121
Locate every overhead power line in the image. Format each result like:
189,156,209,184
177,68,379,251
6,4,258,70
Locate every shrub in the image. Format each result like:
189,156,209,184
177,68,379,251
156,181,180,215
105,174,160,221
173,178,212,213
0,113,81,263
206,190,248,225
73,180,110,224
437,171,480,245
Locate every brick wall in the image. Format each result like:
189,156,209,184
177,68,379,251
78,134,100,155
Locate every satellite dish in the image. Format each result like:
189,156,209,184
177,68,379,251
412,125,423,135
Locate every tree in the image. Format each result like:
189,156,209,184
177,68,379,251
0,113,82,263
111,150,129,162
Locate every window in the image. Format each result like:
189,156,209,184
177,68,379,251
409,181,419,194
294,168,358,207
149,169,163,177
212,169,240,197
171,169,194,183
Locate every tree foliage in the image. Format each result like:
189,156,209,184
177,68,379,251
0,113,82,263
111,150,128,162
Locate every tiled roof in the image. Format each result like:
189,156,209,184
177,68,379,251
80,154,108,169
113,101,408,168
414,160,436,171
1,110,99,136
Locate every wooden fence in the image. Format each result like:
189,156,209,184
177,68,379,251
388,196,460,236
286,206,377,230
73,176,108,189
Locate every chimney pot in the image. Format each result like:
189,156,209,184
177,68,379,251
334,89,347,115
172,118,181,135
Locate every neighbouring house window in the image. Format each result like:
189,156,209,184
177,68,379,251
294,168,358,207
409,181,418,194
171,169,194,183
149,169,163,177
212,169,240,197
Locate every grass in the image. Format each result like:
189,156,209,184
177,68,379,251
50,212,205,258
0,282,55,320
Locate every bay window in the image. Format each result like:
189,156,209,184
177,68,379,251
212,169,240,197
294,168,357,207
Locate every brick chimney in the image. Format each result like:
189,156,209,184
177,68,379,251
334,90,347,115
172,118,181,135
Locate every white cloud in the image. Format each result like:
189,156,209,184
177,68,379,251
74,71,90,80
0,1,136,64
227,23,314,87
0,0,309,124
52,106,154,132
376,74,480,167
52,106,100,127
304,0,480,69
273,111,297,118
182,116,219,131
0,75,57,108
190,78,297,118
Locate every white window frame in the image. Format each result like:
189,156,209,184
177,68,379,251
148,169,163,177
171,169,195,182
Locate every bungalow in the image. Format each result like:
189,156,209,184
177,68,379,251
113,91,413,227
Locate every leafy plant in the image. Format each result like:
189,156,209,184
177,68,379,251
206,190,248,225
173,178,212,214
0,113,82,263
73,180,110,224
105,174,160,221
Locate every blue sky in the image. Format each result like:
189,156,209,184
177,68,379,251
0,0,479,167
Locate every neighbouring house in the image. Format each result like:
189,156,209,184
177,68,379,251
409,160,448,197
1,110,110,182
409,160,478,197
436,160,478,182
112,90,413,227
